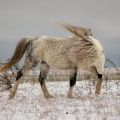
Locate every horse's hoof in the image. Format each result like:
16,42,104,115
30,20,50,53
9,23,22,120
95,91,100,94
9,89,15,99
44,94,54,98
67,94,74,98
48,94,54,98
95,92,100,97
9,94,14,99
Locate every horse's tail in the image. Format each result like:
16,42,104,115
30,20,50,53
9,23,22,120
0,37,32,72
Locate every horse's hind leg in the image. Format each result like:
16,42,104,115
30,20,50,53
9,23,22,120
38,61,53,98
67,68,77,98
9,69,23,98
9,59,38,99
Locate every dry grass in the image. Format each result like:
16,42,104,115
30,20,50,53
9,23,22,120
0,80,120,120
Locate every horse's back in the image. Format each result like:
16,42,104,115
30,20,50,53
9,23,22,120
26,36,105,72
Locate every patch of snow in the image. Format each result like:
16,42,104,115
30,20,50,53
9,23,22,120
0,80,120,120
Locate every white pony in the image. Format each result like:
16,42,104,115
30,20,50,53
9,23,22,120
0,23,105,98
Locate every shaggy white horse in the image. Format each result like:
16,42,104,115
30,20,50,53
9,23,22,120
0,23,105,98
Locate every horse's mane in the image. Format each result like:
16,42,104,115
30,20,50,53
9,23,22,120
59,23,94,44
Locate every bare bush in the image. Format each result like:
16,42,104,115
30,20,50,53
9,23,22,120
105,58,120,80
0,58,20,91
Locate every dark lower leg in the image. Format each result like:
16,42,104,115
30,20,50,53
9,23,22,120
67,68,77,98
38,71,53,98
95,73,103,94
38,71,45,86
38,62,53,98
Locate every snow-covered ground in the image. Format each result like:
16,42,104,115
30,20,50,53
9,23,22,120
0,80,120,120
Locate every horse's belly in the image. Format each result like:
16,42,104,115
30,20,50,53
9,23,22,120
44,54,72,70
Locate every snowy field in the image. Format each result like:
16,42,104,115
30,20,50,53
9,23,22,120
0,80,120,120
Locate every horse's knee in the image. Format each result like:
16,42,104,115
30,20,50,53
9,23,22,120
16,69,23,81
70,79,76,87
39,62,50,86
95,74,103,94
16,62,34,81
70,70,77,87
89,65,103,80
70,73,77,87
97,73,102,79
38,73,44,86
38,72,46,87
97,73,103,83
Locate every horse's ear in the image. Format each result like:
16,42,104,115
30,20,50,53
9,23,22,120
88,29,93,36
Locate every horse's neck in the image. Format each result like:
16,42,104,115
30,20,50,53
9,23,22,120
68,36,82,40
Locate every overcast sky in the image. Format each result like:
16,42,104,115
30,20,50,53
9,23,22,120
0,0,120,67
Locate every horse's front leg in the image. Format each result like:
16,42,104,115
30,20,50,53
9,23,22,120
67,68,77,98
39,62,53,98
95,73,103,94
